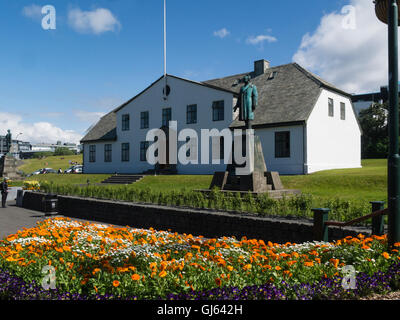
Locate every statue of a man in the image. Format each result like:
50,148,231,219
234,75,258,129
5,130,11,152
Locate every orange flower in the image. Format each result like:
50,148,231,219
131,274,141,281
382,252,390,259
304,261,314,267
113,280,120,287
215,278,222,286
159,271,167,278
330,258,339,268
275,266,281,271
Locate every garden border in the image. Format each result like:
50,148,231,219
22,191,371,243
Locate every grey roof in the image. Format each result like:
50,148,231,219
203,63,352,128
80,111,117,143
81,62,354,143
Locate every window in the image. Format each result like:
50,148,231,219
340,102,346,120
187,104,197,124
121,143,130,162
162,108,171,127
140,141,150,162
104,144,112,162
122,114,130,131
141,111,149,129
275,131,290,158
212,100,224,121
89,145,96,162
220,137,225,161
328,98,334,117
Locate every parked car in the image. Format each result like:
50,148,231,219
40,168,57,174
65,165,82,174
30,169,43,176
72,165,83,174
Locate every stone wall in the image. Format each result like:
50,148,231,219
21,191,371,243
51,193,370,243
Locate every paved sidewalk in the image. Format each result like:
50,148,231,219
0,200,62,239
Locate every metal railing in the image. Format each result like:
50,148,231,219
313,202,388,242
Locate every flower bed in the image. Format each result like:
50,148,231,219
0,218,399,300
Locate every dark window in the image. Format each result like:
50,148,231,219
212,100,224,121
89,145,96,163
140,141,150,162
162,108,171,127
220,136,225,161
141,111,149,129
187,104,197,124
121,143,130,162
275,131,290,158
340,102,346,120
122,114,130,131
328,98,334,117
104,144,112,162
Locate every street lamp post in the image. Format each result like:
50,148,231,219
375,0,400,247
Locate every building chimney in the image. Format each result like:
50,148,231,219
254,59,270,76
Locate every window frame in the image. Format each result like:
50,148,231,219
212,100,225,122
89,145,96,163
104,144,112,163
122,114,130,131
340,102,346,120
162,108,172,127
140,141,150,162
186,104,197,124
140,111,149,129
121,143,130,162
275,131,290,159
328,98,334,117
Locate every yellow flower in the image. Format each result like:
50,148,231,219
159,271,167,278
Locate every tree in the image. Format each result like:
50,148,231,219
358,102,388,159
54,147,75,156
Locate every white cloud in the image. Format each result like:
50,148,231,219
213,28,230,39
292,0,388,94
0,112,82,144
246,34,277,45
75,111,105,124
68,7,121,35
22,4,43,21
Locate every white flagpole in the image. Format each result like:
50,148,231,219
164,0,167,78
163,0,168,101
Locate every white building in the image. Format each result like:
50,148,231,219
81,60,362,175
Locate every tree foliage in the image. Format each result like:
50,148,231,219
358,103,389,159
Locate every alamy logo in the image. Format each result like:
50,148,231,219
341,265,357,290
145,121,255,175
41,265,56,290
341,5,356,30
41,5,56,30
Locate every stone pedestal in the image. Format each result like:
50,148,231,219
208,133,299,198
1,156,22,180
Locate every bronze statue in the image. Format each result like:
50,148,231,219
234,75,258,129
5,130,11,153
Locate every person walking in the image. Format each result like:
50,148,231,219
1,178,9,208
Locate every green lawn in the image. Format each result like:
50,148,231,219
281,159,387,203
18,154,83,175
18,157,387,203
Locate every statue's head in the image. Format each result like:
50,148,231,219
243,75,251,84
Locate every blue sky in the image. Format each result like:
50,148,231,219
0,0,388,143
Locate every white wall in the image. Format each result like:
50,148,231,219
256,125,305,175
84,75,235,174
306,89,362,174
